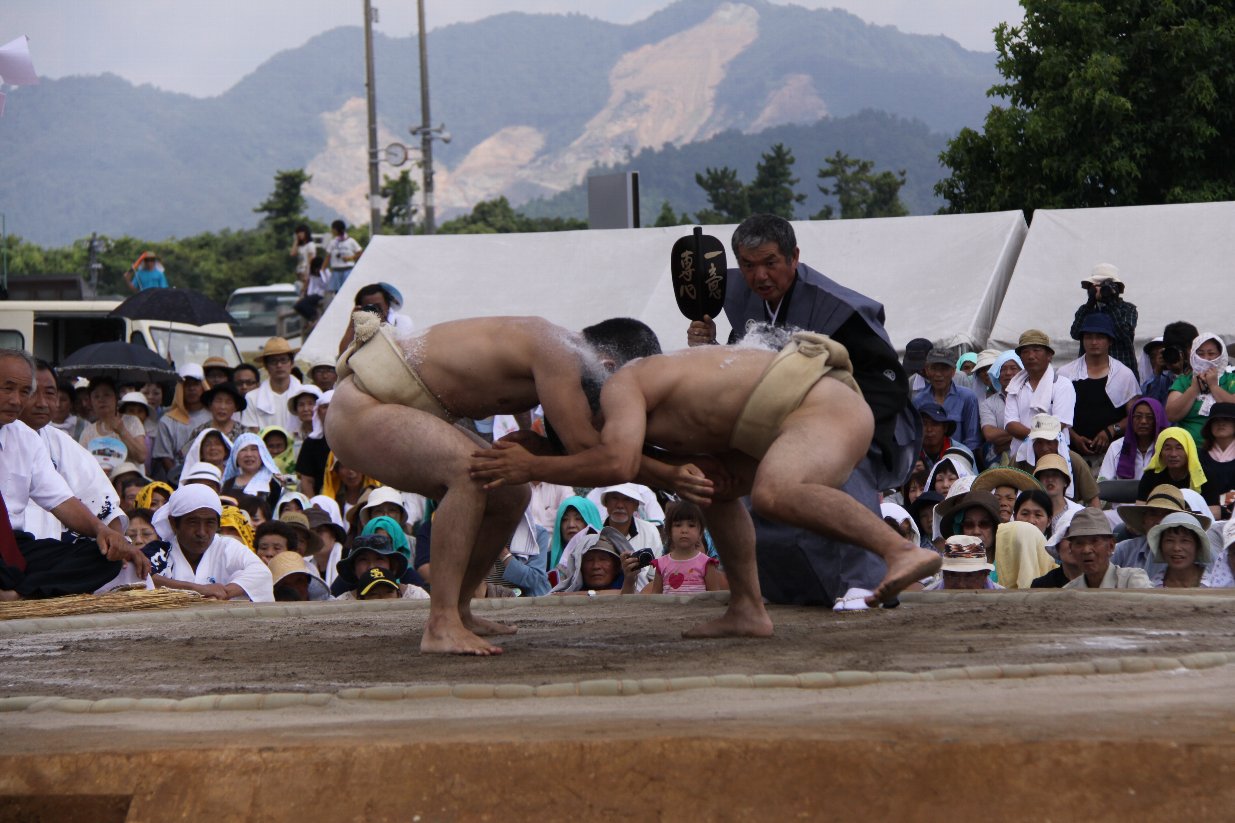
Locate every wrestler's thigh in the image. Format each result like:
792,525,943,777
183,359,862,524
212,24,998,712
754,379,873,490
327,378,480,496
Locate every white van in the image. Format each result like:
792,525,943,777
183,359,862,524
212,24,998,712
0,300,242,368
224,284,304,361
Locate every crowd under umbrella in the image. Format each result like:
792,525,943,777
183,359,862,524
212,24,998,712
57,341,179,398
109,287,236,327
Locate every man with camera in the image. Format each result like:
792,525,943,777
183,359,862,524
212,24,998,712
1070,263,1139,376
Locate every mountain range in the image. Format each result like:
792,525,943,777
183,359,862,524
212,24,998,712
0,0,998,246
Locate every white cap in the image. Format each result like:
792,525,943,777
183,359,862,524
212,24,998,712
178,363,205,381
1086,263,1122,285
360,486,407,517
1027,414,1062,441
118,391,152,414
181,463,222,485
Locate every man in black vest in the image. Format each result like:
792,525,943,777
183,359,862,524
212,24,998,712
687,214,918,607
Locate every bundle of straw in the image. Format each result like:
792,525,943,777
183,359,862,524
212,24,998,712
0,586,205,621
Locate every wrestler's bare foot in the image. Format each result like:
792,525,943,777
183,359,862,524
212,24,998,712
464,613,519,636
866,545,941,607
420,615,504,655
0,589,20,602
682,604,774,639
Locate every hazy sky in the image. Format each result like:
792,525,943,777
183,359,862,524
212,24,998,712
7,1,1023,98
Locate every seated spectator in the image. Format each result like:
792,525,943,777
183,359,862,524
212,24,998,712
181,428,232,482
1198,403,1235,518
993,520,1057,589
273,492,310,519
924,454,973,497
914,349,982,455
1012,488,1054,538
1165,332,1235,448
1147,512,1213,589
232,364,261,396
135,481,172,512
221,432,285,510
548,496,603,582
180,462,223,493
979,350,1023,466
881,501,920,545
268,550,330,601
924,535,1000,590
119,392,156,458
957,352,978,377
934,491,999,562
254,520,299,565
1033,453,1085,532
899,469,928,509
333,533,428,600
78,377,148,467
970,467,1042,524
552,530,630,595
1015,414,1099,506
632,500,725,595
321,454,380,520
916,402,957,470
1004,330,1076,464
111,463,149,512
559,484,662,591
1203,520,1235,588
305,505,347,585
219,505,255,551
1099,397,1167,481
200,356,233,388
261,426,297,476
124,507,158,549
1136,426,1207,501
192,381,246,445
307,356,337,393
149,485,273,601
286,384,323,452
351,568,403,600
1112,484,1211,575
903,337,932,393
295,391,332,497
279,510,322,566
354,486,411,532
152,364,209,483
1061,508,1153,589
1057,313,1139,463
1030,507,1080,588
908,490,944,550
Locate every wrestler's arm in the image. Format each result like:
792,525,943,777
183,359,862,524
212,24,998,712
529,347,604,454
473,373,648,488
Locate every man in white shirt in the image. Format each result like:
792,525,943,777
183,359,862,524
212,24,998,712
1062,507,1153,589
19,360,127,540
150,484,273,602
239,337,302,432
1,349,149,599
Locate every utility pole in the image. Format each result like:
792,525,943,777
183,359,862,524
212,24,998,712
416,0,435,234
363,0,382,236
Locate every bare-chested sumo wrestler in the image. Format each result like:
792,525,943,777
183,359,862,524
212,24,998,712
470,330,941,638
326,312,662,654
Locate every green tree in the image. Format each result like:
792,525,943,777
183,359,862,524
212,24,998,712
936,1,1235,213
438,196,586,235
813,151,908,220
653,200,691,227
380,170,419,235
747,143,806,218
254,169,312,240
694,166,749,224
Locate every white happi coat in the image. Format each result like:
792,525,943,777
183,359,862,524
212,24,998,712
24,426,128,540
163,534,274,602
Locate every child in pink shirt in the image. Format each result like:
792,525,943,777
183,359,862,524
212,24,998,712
642,500,725,594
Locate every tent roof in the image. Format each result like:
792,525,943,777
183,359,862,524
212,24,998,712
299,211,1027,365
989,201,1235,356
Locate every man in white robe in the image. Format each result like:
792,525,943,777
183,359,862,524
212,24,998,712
151,485,273,602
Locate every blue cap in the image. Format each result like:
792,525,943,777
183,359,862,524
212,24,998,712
1078,313,1116,338
916,401,957,433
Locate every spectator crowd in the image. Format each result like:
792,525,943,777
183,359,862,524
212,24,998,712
4,248,1235,612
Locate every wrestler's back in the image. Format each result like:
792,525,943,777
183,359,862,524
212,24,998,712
632,346,773,455
400,317,589,419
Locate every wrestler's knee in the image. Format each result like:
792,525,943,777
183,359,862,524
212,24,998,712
749,479,789,521
486,482,531,517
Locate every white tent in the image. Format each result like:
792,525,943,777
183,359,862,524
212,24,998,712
989,201,1235,357
299,211,1027,365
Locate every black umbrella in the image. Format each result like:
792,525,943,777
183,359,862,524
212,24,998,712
110,287,236,326
58,341,179,387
